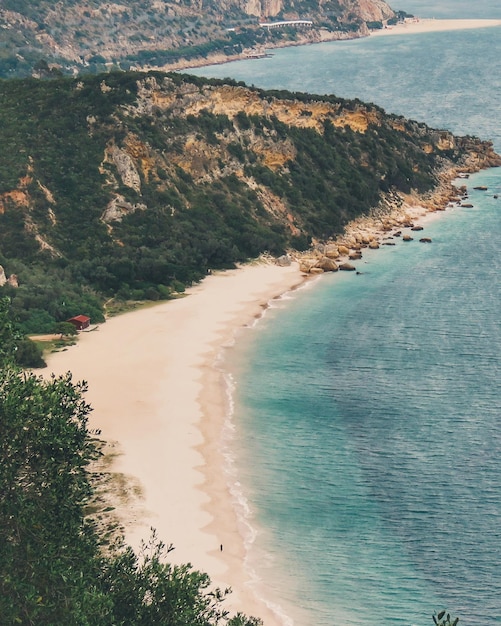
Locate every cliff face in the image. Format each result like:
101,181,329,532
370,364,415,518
236,0,393,19
340,0,395,22
0,0,396,76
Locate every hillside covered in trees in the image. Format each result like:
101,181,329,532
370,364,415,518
0,0,403,77
0,70,499,334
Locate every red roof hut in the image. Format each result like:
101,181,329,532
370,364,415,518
67,315,91,331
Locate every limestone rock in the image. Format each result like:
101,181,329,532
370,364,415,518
324,244,339,259
276,254,292,266
109,144,141,193
317,257,338,272
7,274,18,288
368,240,380,249
339,262,356,271
0,265,18,288
346,0,395,22
299,258,318,273
102,195,147,223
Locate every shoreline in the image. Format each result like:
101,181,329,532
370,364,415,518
371,17,501,38
158,18,501,75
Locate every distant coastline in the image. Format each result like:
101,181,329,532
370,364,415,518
154,18,501,74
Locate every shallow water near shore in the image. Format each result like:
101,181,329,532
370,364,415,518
227,168,501,626
192,4,501,624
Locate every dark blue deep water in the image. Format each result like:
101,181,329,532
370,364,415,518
190,3,501,624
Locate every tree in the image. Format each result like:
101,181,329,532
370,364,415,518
54,320,79,337
0,297,45,367
0,297,20,365
101,531,263,626
0,366,100,624
13,338,46,368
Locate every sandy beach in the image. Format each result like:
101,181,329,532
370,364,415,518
371,17,501,37
45,260,306,625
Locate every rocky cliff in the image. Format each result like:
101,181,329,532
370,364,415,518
0,70,498,333
0,0,398,77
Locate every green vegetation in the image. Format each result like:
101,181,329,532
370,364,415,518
0,0,396,77
0,0,378,78
0,299,261,625
0,297,45,367
433,611,459,626
0,70,490,333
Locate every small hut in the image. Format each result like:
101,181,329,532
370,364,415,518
67,315,91,331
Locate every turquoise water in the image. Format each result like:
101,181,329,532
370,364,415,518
191,4,501,625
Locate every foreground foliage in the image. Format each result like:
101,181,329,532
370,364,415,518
0,302,261,625
433,611,459,626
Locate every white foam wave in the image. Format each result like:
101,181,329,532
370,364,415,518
216,363,295,626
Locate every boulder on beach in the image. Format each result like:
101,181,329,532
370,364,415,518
368,240,380,249
276,254,292,266
324,244,339,259
339,263,356,271
402,235,413,241
299,258,318,273
317,257,339,272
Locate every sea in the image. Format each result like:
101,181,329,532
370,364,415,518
189,2,501,625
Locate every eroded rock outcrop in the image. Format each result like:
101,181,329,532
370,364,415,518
102,196,148,223
0,266,18,288
106,143,142,193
